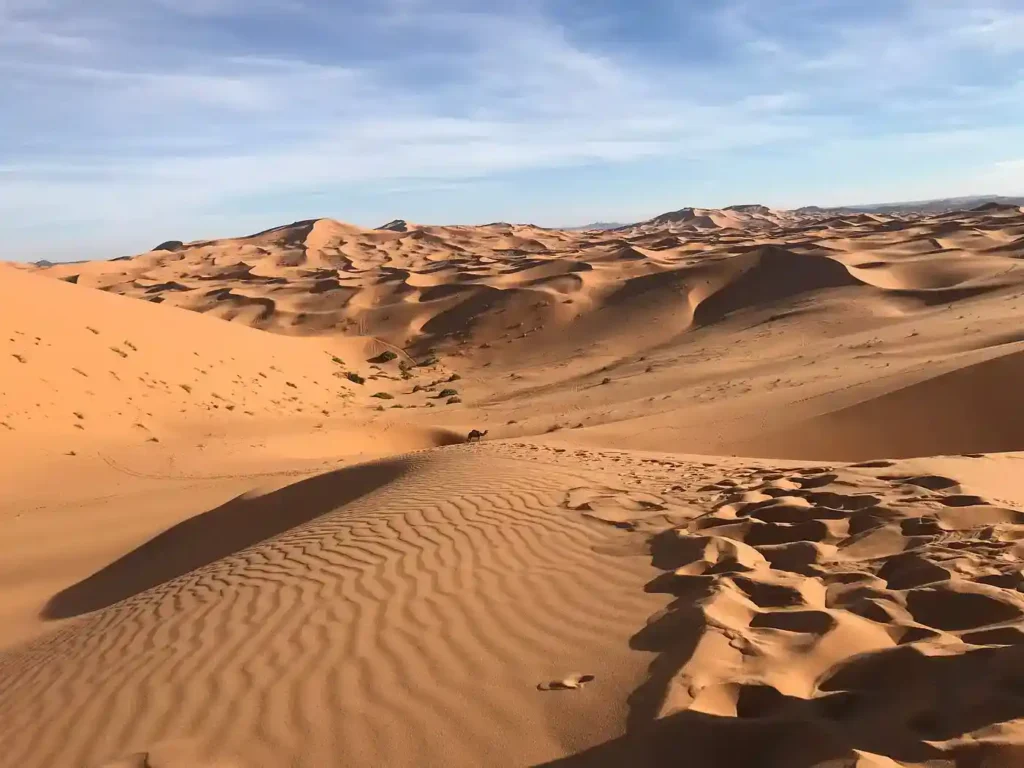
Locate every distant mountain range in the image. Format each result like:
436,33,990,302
793,195,1024,215
559,222,627,231
560,195,1023,234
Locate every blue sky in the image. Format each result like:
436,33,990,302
2,0,1023,261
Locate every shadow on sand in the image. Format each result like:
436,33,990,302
42,457,412,619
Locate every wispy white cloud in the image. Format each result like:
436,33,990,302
1,0,1022,259
974,158,1024,193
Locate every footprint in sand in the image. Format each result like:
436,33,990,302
538,674,595,691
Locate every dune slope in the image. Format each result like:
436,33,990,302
0,446,669,768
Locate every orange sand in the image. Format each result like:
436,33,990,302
3,203,1024,767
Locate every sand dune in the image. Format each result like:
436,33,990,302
4,203,1024,767
724,347,1024,460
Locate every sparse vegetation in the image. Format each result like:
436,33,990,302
124,340,137,351
447,373,461,382
370,350,398,363
109,346,128,358
446,396,462,404
331,355,344,365
346,372,365,385
371,392,394,400
86,326,99,335
179,384,192,394
418,356,439,367
601,377,611,385
438,388,458,398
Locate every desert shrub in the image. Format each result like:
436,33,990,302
418,356,439,367
371,392,394,400
370,350,398,363
447,373,461,382
601,377,611,385
346,372,365,385
446,396,462,404
438,388,458,398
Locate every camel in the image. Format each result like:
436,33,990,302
467,429,488,443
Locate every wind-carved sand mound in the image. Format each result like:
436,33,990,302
551,459,1024,767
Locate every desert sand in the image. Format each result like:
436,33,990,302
3,202,1024,767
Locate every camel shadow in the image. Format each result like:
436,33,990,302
42,457,412,619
